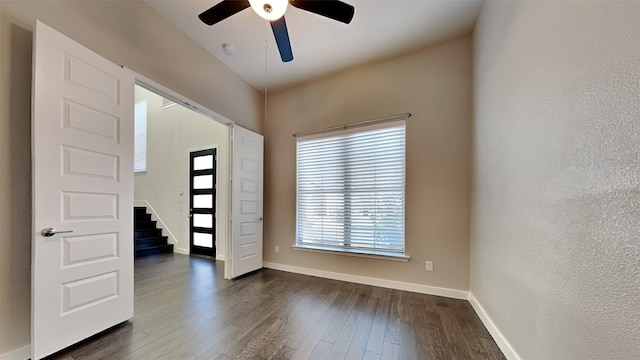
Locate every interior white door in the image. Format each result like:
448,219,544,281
229,125,264,278
31,21,134,359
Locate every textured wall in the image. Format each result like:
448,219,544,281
264,36,472,291
0,1,261,355
471,1,640,359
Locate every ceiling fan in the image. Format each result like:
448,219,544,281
198,0,355,62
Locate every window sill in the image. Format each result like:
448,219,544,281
292,245,410,262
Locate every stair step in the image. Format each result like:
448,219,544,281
135,228,162,239
135,244,174,258
134,207,148,215
133,206,171,258
135,220,157,230
135,236,169,249
134,213,152,222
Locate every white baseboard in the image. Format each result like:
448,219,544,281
262,261,469,300
468,292,521,360
134,200,179,248
0,345,30,360
174,247,189,255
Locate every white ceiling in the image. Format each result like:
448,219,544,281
145,0,483,92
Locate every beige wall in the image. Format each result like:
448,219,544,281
134,86,229,258
472,1,640,359
0,10,32,356
0,1,261,355
264,36,472,291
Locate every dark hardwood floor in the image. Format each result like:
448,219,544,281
48,253,506,360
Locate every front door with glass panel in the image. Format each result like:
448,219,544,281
190,148,216,257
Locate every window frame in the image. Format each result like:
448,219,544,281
294,120,408,260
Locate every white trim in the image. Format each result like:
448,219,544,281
216,254,226,261
125,68,234,126
225,125,236,280
134,200,179,249
0,345,30,360
174,247,189,255
262,261,468,300
468,292,522,360
292,245,410,262
127,67,234,279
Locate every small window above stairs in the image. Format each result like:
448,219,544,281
134,206,174,257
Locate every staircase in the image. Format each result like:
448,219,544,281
134,206,174,257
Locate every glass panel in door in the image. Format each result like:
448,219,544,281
190,148,216,257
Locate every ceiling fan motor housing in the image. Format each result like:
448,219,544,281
199,0,355,63
249,0,288,20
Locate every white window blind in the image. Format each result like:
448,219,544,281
296,120,406,256
134,100,147,173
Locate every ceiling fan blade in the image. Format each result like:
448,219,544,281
271,17,294,62
198,0,250,26
290,0,355,24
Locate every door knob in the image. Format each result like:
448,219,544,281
41,227,73,237
258,217,263,221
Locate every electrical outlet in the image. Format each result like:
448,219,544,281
425,260,433,271
275,246,280,254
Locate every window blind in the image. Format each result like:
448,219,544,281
296,120,406,255
134,100,147,173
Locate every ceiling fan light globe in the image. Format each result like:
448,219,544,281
248,0,288,21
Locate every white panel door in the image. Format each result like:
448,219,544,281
230,125,264,278
31,21,134,359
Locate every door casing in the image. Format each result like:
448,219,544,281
130,73,239,280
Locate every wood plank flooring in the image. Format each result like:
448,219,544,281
48,254,506,360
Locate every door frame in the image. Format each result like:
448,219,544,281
188,146,218,257
128,69,234,278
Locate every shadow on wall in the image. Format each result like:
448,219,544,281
0,20,33,352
